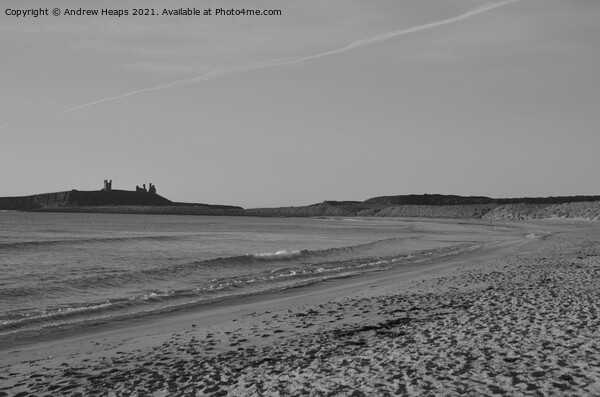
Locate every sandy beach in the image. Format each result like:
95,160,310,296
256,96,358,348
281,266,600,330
2,219,600,396
3,0,599,394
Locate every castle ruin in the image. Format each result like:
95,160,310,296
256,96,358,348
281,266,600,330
102,179,158,195
136,182,157,194
103,179,112,192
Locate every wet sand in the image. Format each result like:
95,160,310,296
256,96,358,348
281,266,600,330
2,220,600,396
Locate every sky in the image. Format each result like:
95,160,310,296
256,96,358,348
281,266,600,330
1,0,599,207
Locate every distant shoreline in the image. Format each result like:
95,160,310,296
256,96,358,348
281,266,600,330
2,190,600,220
24,201,600,221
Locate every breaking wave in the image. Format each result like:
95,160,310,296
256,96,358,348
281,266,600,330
0,240,487,340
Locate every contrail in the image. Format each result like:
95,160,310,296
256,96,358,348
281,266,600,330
63,0,520,113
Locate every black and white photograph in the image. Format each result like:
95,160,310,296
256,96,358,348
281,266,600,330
1,0,600,395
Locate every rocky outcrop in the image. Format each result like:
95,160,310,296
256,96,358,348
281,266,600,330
373,205,495,219
242,200,600,220
241,203,496,219
365,194,600,206
243,201,376,217
0,190,174,210
37,204,243,216
483,202,600,221
365,194,496,206
0,191,73,210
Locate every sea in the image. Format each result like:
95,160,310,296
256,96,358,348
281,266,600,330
0,211,516,345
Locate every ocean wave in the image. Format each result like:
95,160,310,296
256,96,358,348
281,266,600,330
0,235,183,250
0,253,393,331
1,238,423,300
191,238,410,269
253,249,303,260
0,241,487,341
0,301,115,329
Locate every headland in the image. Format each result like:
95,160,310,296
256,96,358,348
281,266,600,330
0,179,242,213
1,180,600,220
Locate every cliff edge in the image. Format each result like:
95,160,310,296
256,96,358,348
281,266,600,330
2,190,600,220
0,190,175,210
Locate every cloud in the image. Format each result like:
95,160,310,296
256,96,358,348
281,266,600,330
59,0,521,113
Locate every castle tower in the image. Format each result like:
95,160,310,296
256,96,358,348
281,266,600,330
103,179,112,192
